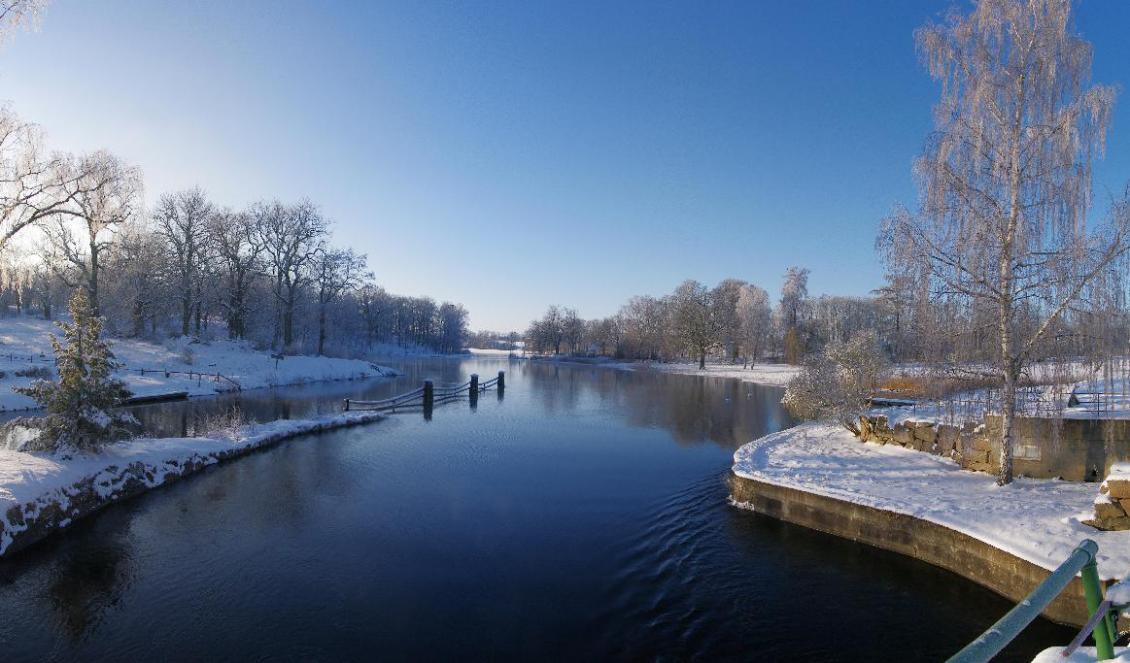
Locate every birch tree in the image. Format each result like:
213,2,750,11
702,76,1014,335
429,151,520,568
882,0,1128,485
0,0,45,44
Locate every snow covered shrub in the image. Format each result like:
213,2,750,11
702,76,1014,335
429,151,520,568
783,330,890,434
15,366,53,379
0,417,45,451
199,406,245,438
16,290,137,453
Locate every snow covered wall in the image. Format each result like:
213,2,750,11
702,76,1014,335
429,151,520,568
0,412,385,558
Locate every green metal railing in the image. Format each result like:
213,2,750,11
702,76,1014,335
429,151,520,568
948,539,1119,662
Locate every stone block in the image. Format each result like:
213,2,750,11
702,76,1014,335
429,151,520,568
1094,498,1127,521
1106,478,1130,500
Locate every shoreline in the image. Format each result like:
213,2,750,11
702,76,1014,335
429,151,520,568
0,411,387,559
729,421,1130,628
522,355,801,388
0,370,401,415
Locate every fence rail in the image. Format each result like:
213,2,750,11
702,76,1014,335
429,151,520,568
343,371,505,415
0,351,243,391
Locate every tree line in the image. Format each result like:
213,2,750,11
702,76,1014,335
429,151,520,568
0,107,467,357
523,268,900,368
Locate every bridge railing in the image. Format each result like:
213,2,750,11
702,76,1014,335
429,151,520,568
948,539,1120,662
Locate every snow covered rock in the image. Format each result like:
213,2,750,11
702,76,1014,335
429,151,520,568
1093,465,1130,530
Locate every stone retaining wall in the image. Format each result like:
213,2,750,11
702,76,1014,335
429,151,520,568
858,414,1130,481
729,472,1128,629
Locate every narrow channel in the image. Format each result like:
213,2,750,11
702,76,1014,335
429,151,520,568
0,357,1072,660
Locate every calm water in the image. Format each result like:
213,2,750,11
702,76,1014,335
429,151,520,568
0,358,1071,661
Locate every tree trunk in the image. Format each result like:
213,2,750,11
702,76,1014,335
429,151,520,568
88,241,100,317
698,350,706,370
317,305,327,355
283,301,294,350
181,293,191,336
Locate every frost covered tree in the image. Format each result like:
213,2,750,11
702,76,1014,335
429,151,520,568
209,208,262,340
882,0,1130,484
783,330,890,434
46,151,141,315
0,106,71,250
0,0,45,44
17,289,133,452
312,246,368,355
735,283,771,365
712,278,747,362
779,266,810,363
153,187,212,336
254,199,328,351
671,279,724,369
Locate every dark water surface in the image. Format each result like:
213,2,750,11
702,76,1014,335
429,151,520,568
0,358,1071,661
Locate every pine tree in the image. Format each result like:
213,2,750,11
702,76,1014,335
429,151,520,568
18,289,133,451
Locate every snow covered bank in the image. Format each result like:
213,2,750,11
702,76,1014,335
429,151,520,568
731,422,1130,580
0,316,396,412
0,411,385,557
620,361,801,387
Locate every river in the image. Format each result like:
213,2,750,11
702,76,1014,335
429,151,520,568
0,357,1071,660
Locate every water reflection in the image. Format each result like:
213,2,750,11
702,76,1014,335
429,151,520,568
517,361,793,448
47,533,133,641
45,357,790,451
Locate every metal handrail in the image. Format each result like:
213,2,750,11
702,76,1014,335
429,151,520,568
948,539,1116,662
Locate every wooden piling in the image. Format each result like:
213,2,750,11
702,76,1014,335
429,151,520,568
423,380,434,409
497,371,505,390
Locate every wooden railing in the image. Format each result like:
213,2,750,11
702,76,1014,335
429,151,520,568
0,351,243,392
343,371,505,415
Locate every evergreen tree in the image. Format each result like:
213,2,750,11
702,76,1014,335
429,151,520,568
18,289,133,451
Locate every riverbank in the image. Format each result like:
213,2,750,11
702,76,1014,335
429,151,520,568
0,411,386,558
729,422,1130,626
524,354,802,387
0,316,396,412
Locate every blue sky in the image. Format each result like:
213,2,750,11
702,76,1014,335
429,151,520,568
0,1,1128,331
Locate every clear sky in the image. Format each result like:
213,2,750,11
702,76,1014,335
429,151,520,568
0,1,1128,332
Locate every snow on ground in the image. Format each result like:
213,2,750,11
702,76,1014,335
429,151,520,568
602,360,800,387
467,348,524,356
0,316,395,411
732,421,1130,580
0,411,384,556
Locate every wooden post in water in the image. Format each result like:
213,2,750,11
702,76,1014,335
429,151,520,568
423,380,434,420
343,398,350,412
497,371,505,391
469,374,479,408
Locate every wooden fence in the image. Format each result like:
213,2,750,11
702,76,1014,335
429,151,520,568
343,371,505,414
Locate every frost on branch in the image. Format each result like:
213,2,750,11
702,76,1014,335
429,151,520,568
783,331,889,434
